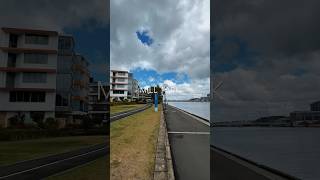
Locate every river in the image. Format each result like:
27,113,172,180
168,102,320,180
168,102,210,120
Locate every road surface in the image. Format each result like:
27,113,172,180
0,143,108,179
165,105,210,180
110,104,152,122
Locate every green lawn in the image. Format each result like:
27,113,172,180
110,105,160,179
0,136,106,166
45,156,109,180
110,104,145,115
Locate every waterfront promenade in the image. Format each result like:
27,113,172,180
165,105,209,180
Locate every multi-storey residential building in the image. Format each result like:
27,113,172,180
0,27,59,127
127,73,139,101
88,78,109,124
56,35,89,125
110,70,128,102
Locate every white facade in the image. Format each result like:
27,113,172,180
110,70,129,101
0,27,58,127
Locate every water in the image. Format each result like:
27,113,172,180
168,102,320,179
168,102,210,120
212,127,320,180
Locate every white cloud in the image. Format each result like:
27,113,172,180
161,78,209,100
110,0,210,98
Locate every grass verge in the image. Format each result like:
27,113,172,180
110,105,161,180
45,155,109,180
110,104,145,115
0,135,106,166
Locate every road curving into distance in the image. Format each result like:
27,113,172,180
110,103,152,122
0,103,152,179
0,143,108,179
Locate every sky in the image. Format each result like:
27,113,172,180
110,0,210,100
0,0,109,82
211,0,320,121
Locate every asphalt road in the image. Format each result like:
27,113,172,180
110,104,152,122
165,105,210,180
0,143,108,179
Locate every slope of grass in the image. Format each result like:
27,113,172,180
0,136,106,166
110,105,161,180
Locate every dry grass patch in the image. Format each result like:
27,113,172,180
110,105,161,180
110,104,145,115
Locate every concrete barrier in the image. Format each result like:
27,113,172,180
153,111,175,180
211,145,300,180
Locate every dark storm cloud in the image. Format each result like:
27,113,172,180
0,0,108,31
213,0,320,57
211,0,320,121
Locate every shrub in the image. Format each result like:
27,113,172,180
31,112,45,129
44,117,59,130
8,116,19,127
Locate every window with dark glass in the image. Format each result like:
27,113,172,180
24,53,48,64
25,34,49,45
9,91,46,102
22,72,47,83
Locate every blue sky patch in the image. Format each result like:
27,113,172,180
63,25,109,82
136,30,154,46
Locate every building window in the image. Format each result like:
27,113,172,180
56,94,69,106
117,78,125,82
24,53,48,64
116,84,125,88
25,34,49,45
23,72,47,83
117,72,126,76
7,53,17,67
113,90,125,94
9,91,46,102
58,37,73,50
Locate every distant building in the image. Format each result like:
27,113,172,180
310,101,320,111
0,27,59,127
110,70,129,101
55,35,89,126
88,78,108,124
128,73,139,101
290,101,320,122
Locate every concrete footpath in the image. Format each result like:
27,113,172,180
165,105,210,180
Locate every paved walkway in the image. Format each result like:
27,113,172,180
165,105,209,180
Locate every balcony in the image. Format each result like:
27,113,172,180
2,27,58,36
0,67,56,73
0,47,57,54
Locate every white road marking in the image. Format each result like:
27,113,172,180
0,147,107,179
168,131,210,135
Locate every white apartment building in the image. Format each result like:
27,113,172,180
0,27,58,127
110,70,129,102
